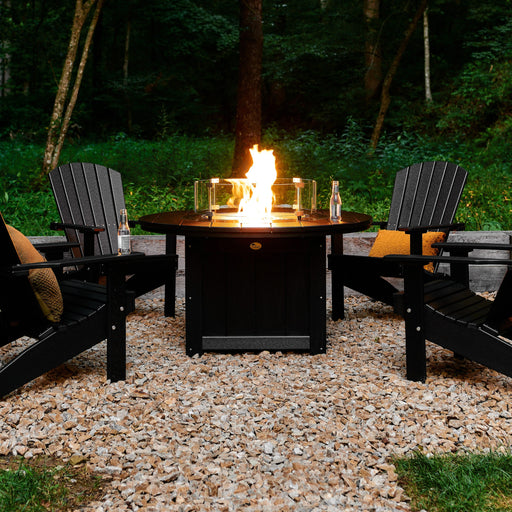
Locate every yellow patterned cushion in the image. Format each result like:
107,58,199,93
7,225,63,323
369,229,447,273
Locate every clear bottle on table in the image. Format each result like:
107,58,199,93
329,180,342,221
117,208,131,255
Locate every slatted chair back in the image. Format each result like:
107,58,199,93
0,213,46,344
49,163,126,257
387,161,468,231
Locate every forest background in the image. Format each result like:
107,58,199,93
0,0,511,235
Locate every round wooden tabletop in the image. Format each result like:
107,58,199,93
139,209,372,238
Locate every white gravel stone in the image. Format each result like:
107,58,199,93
1,295,512,510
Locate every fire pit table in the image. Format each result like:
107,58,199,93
139,209,372,356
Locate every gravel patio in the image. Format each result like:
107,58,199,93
1,294,512,511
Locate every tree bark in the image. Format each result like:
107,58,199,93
41,0,103,178
423,8,432,102
364,0,382,102
370,0,428,151
231,0,263,178
0,0,11,98
124,17,132,132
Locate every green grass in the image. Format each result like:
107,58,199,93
394,450,512,512
0,456,104,511
4,451,512,510
1,127,511,235
0,462,64,511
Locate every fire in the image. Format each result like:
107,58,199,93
228,144,277,224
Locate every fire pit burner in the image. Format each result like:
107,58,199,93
194,177,317,225
139,209,372,356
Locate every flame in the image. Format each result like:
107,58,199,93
228,144,277,224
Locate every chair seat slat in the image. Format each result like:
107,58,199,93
437,295,490,319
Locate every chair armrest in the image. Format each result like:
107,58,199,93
384,253,512,266
432,241,512,253
128,219,140,228
10,252,147,277
33,241,79,251
33,241,80,260
50,221,105,234
372,221,388,228
399,222,466,234
50,222,105,256
395,223,466,257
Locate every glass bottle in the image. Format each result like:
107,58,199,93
330,180,342,221
117,208,131,255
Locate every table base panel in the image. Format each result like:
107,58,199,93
202,335,310,351
186,236,326,355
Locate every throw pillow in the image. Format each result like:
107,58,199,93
7,225,63,323
368,229,447,273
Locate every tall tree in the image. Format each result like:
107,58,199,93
41,0,104,178
370,0,428,150
423,7,432,102
123,7,132,133
364,0,382,102
0,0,11,98
231,0,262,178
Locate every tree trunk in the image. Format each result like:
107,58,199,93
231,0,263,178
0,0,11,98
124,17,132,132
370,0,428,151
41,0,103,178
423,8,432,102
364,0,382,102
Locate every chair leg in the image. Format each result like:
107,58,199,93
403,264,427,382
106,268,128,382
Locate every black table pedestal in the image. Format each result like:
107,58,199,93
185,235,326,355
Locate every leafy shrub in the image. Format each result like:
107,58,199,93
59,134,234,186
0,127,511,235
436,20,512,138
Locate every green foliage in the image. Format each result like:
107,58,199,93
0,460,69,511
436,18,512,137
1,0,511,141
0,189,58,235
0,0,71,139
456,163,512,231
476,116,512,168
59,134,234,186
262,0,364,130
0,143,58,234
0,457,104,511
263,123,485,228
0,143,44,184
394,450,512,512
1,126,511,235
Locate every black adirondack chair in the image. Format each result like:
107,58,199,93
0,212,149,397
48,162,177,316
328,161,467,319
385,246,512,382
